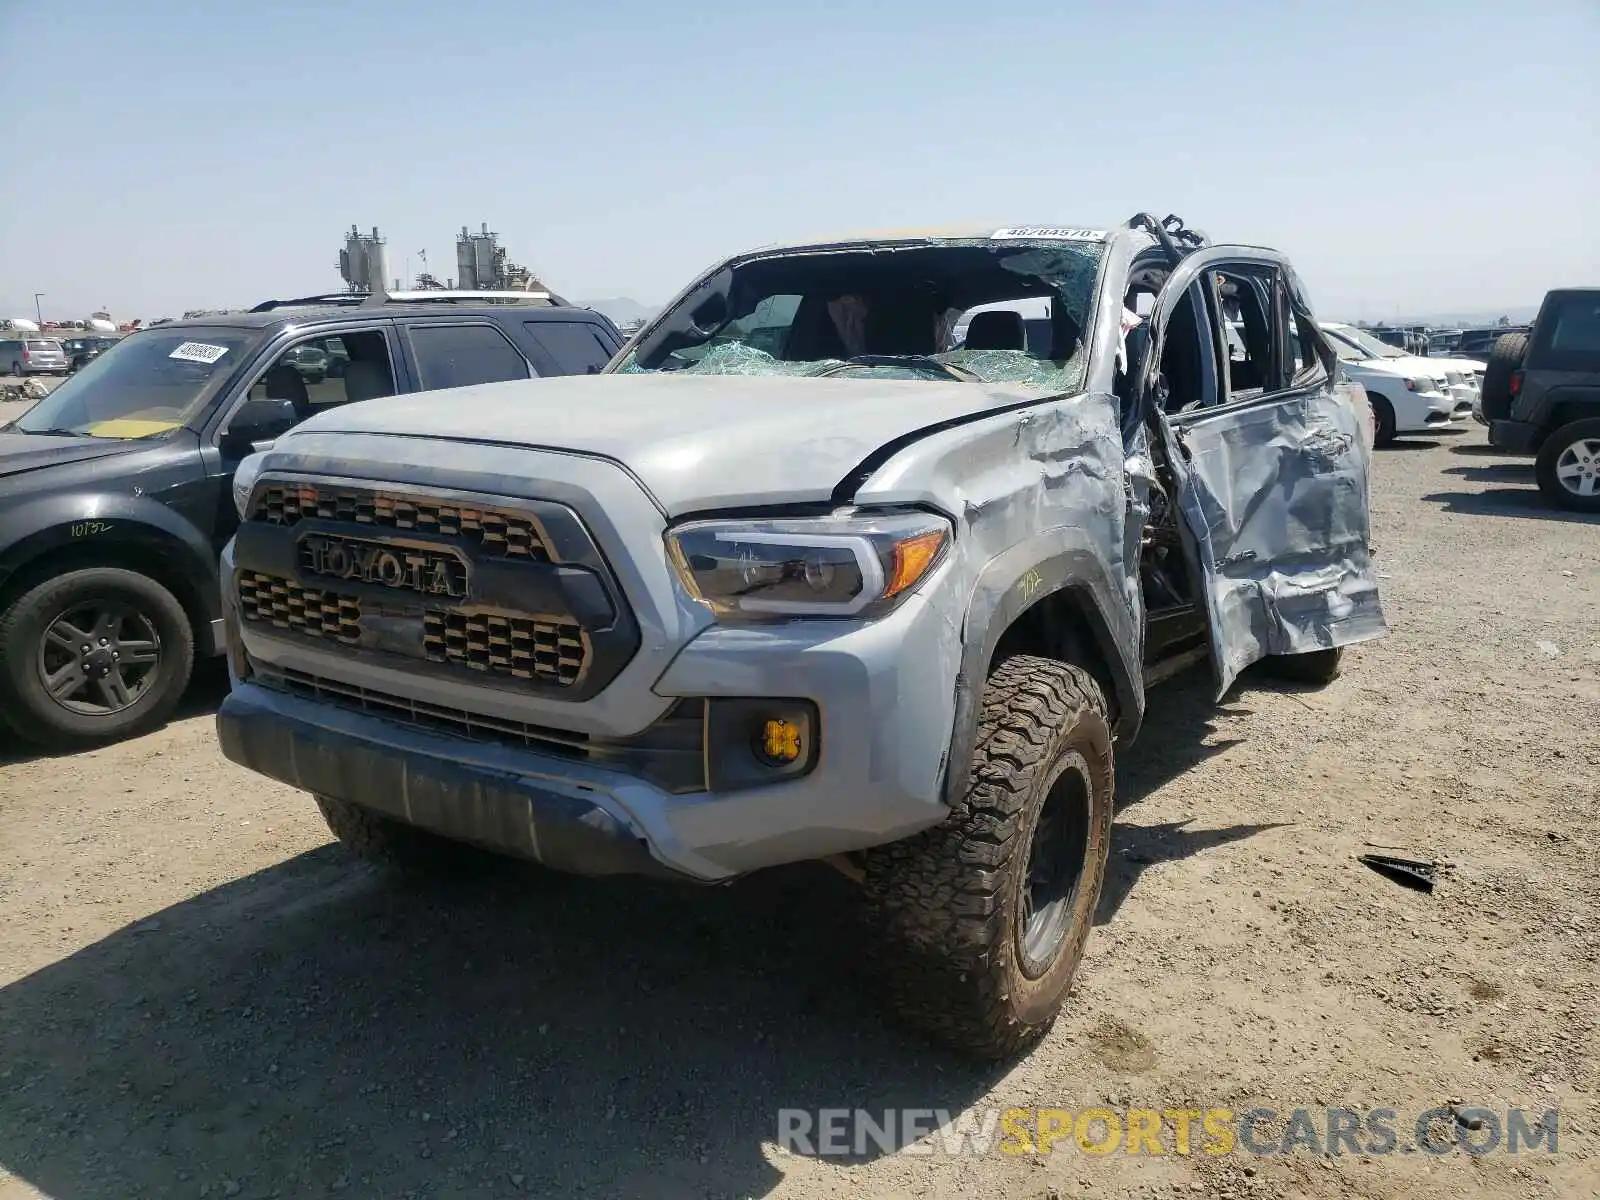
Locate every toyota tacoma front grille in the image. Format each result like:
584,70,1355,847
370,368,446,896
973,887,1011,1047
250,483,551,561
422,611,588,686
237,571,361,643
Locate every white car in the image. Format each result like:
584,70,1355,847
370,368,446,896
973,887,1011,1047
1320,323,1477,444
1419,346,1488,422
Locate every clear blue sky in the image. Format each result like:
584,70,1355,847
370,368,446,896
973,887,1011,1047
1,0,1595,324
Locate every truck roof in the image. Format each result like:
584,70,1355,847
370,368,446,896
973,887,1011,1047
738,222,1118,258
134,300,614,334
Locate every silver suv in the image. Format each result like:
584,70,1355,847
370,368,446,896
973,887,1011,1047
216,214,1386,1058
1,337,68,376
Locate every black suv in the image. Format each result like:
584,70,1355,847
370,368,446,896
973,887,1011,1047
61,335,121,373
1482,288,1600,511
0,292,623,747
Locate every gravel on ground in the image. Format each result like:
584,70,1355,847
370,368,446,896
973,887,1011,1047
1,428,1596,1200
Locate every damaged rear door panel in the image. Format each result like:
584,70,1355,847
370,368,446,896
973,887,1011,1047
1144,246,1388,694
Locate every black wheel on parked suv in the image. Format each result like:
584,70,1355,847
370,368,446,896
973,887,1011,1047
1535,417,1600,513
0,567,195,748
1479,332,1530,424
862,654,1114,1059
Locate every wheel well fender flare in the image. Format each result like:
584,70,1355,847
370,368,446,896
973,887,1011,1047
943,530,1143,807
0,494,220,633
1544,388,1600,434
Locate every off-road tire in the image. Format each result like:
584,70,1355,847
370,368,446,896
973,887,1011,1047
1261,646,1343,685
1535,417,1600,513
1479,332,1530,424
315,794,500,879
862,655,1114,1059
0,567,194,748
1368,392,1397,446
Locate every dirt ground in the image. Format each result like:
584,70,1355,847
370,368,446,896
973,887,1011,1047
1,428,1597,1200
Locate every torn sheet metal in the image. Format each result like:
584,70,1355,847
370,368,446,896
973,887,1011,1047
853,387,1146,733
1165,382,1388,694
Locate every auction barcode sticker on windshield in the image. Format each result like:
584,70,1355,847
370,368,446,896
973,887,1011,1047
169,341,231,364
991,227,1107,241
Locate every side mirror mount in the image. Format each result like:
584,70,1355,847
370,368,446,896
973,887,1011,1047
222,396,298,455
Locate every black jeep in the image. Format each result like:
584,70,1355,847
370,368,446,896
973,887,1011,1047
1482,287,1600,511
0,292,623,747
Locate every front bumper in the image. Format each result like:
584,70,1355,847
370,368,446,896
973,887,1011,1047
219,682,677,878
1386,388,1460,434
1417,402,1461,430
219,442,966,881
1488,419,1541,455
221,572,965,884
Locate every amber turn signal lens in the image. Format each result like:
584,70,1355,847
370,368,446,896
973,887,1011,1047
884,529,948,599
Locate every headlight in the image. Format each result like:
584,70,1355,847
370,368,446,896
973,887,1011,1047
231,452,267,519
666,510,951,619
1403,376,1440,393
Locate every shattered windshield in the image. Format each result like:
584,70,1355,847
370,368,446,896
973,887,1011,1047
616,237,1106,393
12,327,258,439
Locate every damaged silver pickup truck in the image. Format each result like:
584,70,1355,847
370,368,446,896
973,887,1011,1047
215,214,1386,1058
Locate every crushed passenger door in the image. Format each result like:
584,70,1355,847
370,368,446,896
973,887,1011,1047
1143,246,1387,695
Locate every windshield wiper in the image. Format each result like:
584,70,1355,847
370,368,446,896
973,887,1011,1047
17,426,88,437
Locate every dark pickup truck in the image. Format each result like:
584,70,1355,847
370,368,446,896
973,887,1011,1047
0,292,623,747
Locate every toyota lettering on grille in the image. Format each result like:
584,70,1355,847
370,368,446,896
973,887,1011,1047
298,535,468,599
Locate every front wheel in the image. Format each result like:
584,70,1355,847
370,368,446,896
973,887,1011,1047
0,567,195,748
1535,417,1600,513
862,655,1114,1059
1368,393,1398,446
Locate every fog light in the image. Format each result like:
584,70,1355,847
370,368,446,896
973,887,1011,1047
758,718,803,765
705,699,818,792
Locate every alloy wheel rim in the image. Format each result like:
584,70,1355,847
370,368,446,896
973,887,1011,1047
36,601,162,716
1017,753,1093,979
1554,438,1600,498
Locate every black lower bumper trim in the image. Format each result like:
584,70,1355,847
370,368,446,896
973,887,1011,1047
1488,419,1540,455
217,685,682,879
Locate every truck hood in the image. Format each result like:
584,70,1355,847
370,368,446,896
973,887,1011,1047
291,373,1050,513
0,432,142,480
